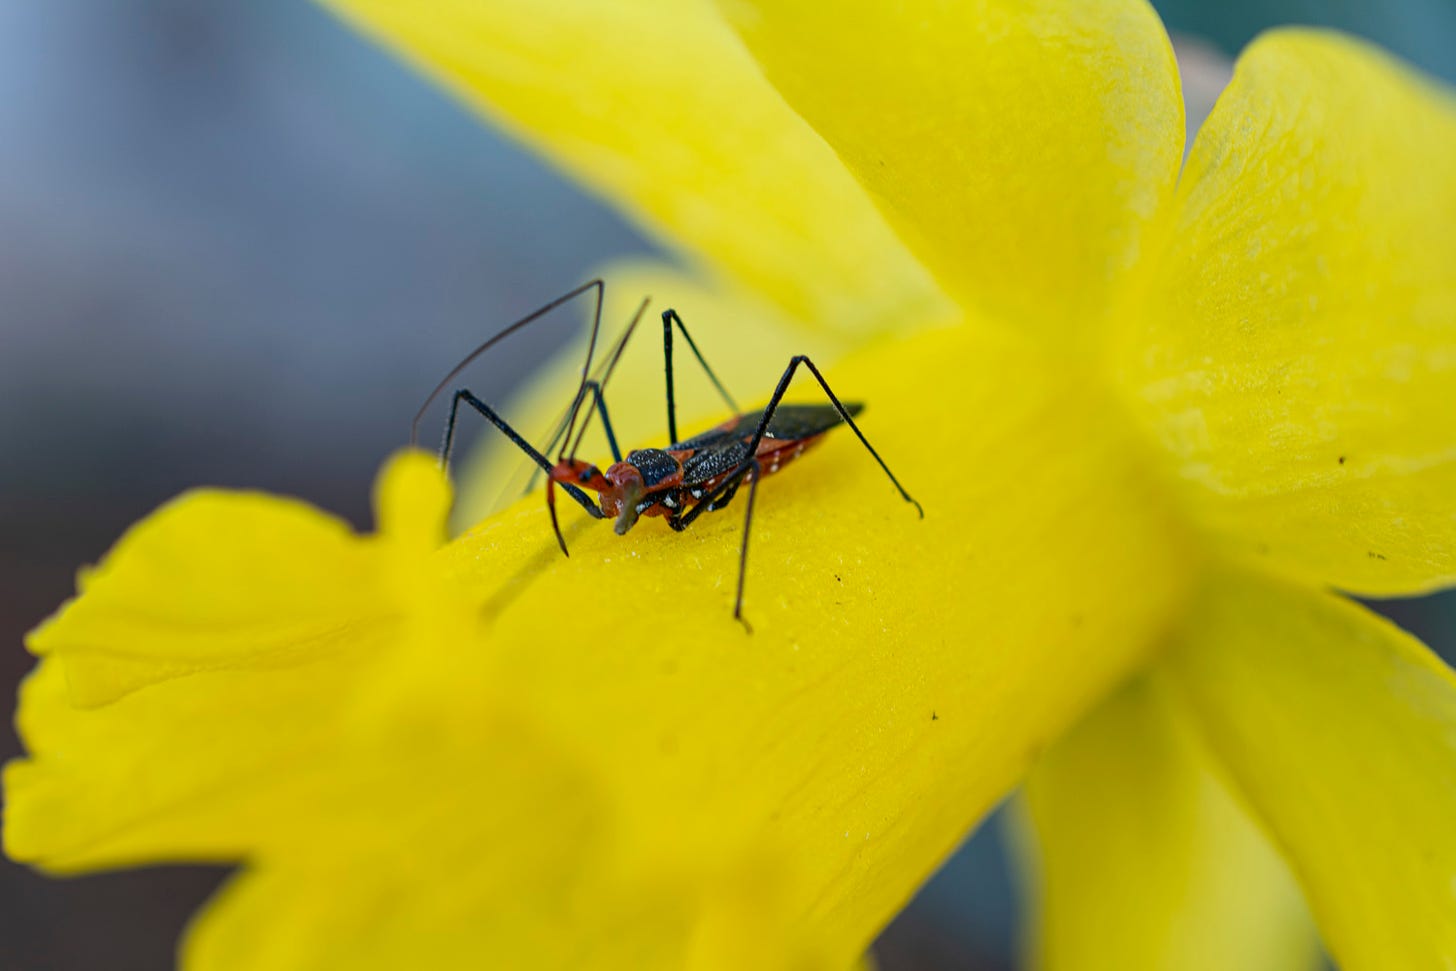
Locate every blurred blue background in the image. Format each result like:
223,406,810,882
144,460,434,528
1,2,1452,968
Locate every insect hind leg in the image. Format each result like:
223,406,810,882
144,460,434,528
745,356,923,517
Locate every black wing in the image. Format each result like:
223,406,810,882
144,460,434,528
671,403,863,450
674,403,863,486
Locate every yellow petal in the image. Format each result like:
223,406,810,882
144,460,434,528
178,691,842,969
1117,30,1456,595
26,490,381,707
23,451,448,708
375,447,452,553
314,0,950,336
1166,566,1456,968
1019,677,1320,971
383,320,1197,957
719,0,1184,338
4,644,374,870
183,853,842,971
4,452,453,870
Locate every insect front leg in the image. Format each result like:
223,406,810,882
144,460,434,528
527,295,651,494
560,379,623,464
443,389,604,531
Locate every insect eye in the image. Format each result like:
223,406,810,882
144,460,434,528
579,467,596,483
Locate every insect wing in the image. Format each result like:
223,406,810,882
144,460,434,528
680,437,754,486
756,402,863,441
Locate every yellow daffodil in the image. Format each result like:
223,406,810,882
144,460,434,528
7,2,1455,969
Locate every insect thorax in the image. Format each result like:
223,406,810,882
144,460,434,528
626,448,683,488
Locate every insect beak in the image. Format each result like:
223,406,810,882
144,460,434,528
613,480,644,535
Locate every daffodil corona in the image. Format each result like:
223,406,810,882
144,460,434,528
6,3,1455,971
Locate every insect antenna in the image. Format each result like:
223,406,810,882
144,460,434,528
410,279,606,448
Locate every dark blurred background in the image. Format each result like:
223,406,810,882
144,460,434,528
2,2,1453,968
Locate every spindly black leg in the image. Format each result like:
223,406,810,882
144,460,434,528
442,390,603,526
732,459,763,630
670,462,752,531
741,356,923,517
706,476,745,512
530,295,649,490
679,354,923,628
662,308,739,446
560,380,623,464
547,379,623,558
665,460,760,630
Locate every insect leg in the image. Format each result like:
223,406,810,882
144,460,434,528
662,309,740,445
707,476,745,512
443,390,604,526
743,356,923,517
529,295,650,490
561,380,623,464
561,296,649,461
733,459,763,629
544,479,569,558
665,461,761,629
539,376,633,557
669,465,751,532
529,379,623,558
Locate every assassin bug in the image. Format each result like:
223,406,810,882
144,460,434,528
410,280,922,629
